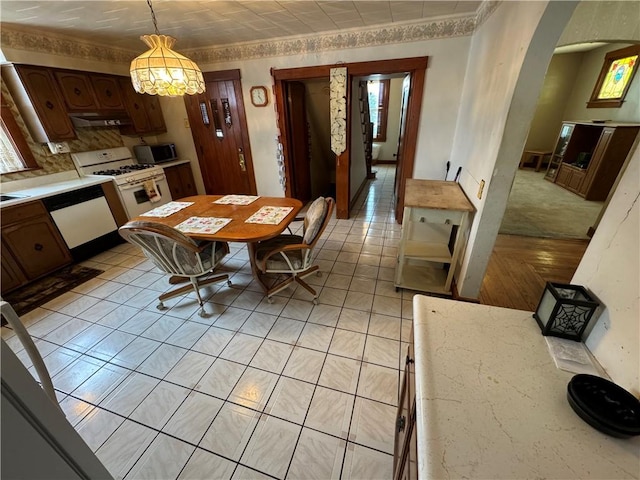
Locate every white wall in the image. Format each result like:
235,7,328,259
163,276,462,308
577,140,640,395
376,77,404,161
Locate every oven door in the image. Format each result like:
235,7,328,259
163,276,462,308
117,174,173,218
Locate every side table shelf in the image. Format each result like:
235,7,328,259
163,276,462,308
395,180,474,295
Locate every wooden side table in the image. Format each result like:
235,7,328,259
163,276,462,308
519,150,552,171
394,180,475,295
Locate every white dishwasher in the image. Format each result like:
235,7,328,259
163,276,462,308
42,185,120,261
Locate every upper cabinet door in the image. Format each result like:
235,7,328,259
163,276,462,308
13,65,76,141
54,70,99,111
90,75,126,110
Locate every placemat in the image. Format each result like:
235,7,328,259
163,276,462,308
245,206,294,225
213,195,260,205
140,201,194,217
175,216,232,234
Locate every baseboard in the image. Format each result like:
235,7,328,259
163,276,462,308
350,176,369,211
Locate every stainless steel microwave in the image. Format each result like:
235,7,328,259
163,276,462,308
133,143,178,164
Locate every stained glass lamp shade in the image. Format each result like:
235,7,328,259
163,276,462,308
533,282,599,342
130,34,205,97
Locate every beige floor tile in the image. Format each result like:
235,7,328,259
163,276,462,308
240,414,301,478
191,326,235,356
368,313,401,340
297,323,334,351
140,316,184,342
110,336,159,369
178,448,236,479
328,329,366,360
357,363,399,406
229,367,279,411
95,419,157,480
137,343,187,378
163,391,224,444
164,350,215,388
282,347,326,383
199,402,260,461
287,428,345,480
232,465,272,479
119,309,163,336
343,291,374,312
75,408,124,451
53,355,105,394
95,304,139,329
305,386,353,439
100,372,159,417
265,376,315,425
318,287,347,307
219,333,263,364
249,339,294,374
129,380,190,429
72,362,130,403
349,397,396,454
266,318,305,345
363,335,400,369
337,308,370,333
125,433,194,480
318,355,361,394
239,311,277,337
342,443,393,480
213,306,252,331
308,304,341,327
59,396,95,427
166,321,209,349
372,295,402,317
195,358,246,399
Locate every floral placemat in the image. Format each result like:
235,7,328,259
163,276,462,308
140,201,194,218
245,206,294,225
175,217,232,235
213,195,260,205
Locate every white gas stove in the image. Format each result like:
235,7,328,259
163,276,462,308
72,147,172,218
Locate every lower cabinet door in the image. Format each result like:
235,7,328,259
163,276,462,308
2,215,71,280
1,241,27,293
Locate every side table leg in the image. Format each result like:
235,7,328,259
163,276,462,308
247,242,270,294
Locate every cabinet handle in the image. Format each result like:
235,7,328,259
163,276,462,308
238,149,246,172
34,243,43,251
105,89,112,97
74,87,81,96
45,101,54,110
396,415,406,433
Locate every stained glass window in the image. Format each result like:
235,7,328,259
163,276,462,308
588,45,640,108
597,54,637,99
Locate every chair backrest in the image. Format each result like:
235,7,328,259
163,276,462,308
302,197,334,247
119,220,207,276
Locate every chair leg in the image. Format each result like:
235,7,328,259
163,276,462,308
295,276,318,303
266,275,296,303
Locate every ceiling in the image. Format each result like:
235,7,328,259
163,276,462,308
0,1,482,52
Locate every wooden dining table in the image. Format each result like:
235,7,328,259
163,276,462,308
129,195,303,291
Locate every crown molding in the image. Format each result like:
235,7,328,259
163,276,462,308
1,3,501,65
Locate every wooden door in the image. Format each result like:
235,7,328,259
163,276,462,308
184,70,257,195
285,81,312,204
394,76,411,222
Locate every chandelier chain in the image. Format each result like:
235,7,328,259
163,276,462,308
146,0,160,35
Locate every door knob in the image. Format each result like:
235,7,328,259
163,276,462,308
238,152,246,172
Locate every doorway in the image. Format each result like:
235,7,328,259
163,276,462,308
272,57,427,220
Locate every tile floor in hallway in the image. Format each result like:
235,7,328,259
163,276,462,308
2,165,418,480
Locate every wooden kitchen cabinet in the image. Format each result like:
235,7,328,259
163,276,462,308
54,69,126,112
164,163,197,200
8,64,76,141
118,78,167,136
0,201,72,294
545,121,639,201
394,343,417,480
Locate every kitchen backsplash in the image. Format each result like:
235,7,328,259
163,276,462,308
1,79,124,183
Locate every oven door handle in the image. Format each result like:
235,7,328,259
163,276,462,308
118,174,166,190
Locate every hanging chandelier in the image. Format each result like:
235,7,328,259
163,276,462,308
130,0,205,97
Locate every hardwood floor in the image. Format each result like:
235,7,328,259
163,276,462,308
479,234,589,311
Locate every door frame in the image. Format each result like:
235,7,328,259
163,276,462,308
272,57,427,219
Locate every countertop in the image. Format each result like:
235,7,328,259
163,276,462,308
404,179,474,212
412,295,639,479
0,172,112,208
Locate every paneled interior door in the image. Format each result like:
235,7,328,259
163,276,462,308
183,69,257,195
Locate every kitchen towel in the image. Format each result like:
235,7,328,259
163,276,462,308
144,179,161,203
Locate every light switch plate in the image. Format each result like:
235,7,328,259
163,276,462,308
47,142,70,154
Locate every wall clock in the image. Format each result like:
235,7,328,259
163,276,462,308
250,86,268,107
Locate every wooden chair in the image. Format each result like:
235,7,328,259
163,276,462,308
119,220,230,317
254,197,334,304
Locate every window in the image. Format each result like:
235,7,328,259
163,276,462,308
367,79,390,142
0,92,39,173
587,45,639,109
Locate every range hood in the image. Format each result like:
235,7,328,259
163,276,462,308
69,113,132,128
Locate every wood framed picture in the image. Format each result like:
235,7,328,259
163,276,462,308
250,86,268,107
587,44,639,108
